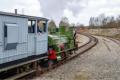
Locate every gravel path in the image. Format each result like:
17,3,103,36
35,36,120,80
76,34,89,47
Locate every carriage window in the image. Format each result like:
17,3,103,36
4,25,7,37
28,20,36,33
37,21,46,33
4,23,18,50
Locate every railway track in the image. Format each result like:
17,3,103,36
5,33,98,80
108,38,120,46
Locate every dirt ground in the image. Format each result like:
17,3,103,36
35,35,120,80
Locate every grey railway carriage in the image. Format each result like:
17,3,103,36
0,11,48,69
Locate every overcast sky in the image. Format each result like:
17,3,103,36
0,0,120,26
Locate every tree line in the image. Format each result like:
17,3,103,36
48,14,120,30
48,17,71,34
89,14,120,29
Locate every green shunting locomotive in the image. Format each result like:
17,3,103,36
48,26,76,61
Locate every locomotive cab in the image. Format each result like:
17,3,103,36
0,11,49,79
27,17,48,56
0,11,48,69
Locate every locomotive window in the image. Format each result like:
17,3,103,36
28,20,36,33
37,21,46,33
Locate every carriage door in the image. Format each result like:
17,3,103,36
4,23,18,50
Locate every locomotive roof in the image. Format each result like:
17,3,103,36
0,11,48,21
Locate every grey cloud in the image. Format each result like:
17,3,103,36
0,0,119,26
67,1,86,16
39,0,84,24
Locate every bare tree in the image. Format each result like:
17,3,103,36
59,17,69,27
89,14,120,29
48,20,57,33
